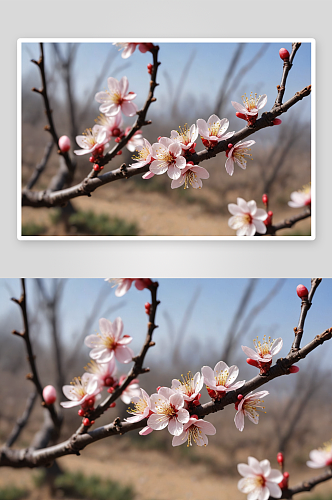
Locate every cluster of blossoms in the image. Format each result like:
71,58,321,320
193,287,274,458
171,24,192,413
60,316,140,423
125,336,286,446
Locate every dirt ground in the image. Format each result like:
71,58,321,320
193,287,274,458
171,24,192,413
0,438,330,500
21,182,311,237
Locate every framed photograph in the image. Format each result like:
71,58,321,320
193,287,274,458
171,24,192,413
18,39,314,239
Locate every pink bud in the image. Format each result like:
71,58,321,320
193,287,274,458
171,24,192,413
237,394,243,401
262,194,268,205
296,284,309,299
277,452,284,465
43,385,57,405
83,418,90,426
58,135,71,152
273,118,282,125
246,358,260,368
279,48,290,60
289,365,300,373
235,112,247,121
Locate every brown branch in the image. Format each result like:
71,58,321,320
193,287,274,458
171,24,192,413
264,207,311,235
291,278,322,350
21,84,311,209
274,42,302,107
11,279,60,430
1,323,330,469
281,468,332,498
5,391,37,447
25,141,54,190
31,43,74,180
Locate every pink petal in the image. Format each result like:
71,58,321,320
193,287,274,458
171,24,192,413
241,345,260,360
231,101,247,113
167,165,181,180
168,418,184,436
234,410,244,431
225,157,234,176
147,413,169,430
121,101,137,117
253,220,267,234
114,345,134,363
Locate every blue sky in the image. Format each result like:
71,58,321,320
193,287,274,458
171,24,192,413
1,278,329,371
21,41,312,130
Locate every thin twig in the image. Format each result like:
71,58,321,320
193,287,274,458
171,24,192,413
31,43,74,177
263,207,311,236
25,141,54,190
274,43,302,107
291,278,322,351
5,391,38,448
11,278,60,429
281,468,332,498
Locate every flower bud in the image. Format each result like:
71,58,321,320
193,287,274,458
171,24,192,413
296,284,309,299
58,135,71,152
43,385,57,405
235,112,247,121
289,365,300,374
273,118,282,126
246,358,260,368
279,48,290,60
277,452,284,465
83,418,90,426
262,194,268,205
109,402,116,408
78,409,85,416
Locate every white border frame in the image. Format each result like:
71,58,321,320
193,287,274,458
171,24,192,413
18,38,316,241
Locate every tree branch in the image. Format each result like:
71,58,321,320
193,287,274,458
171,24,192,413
291,278,322,351
11,279,60,430
281,468,332,498
5,391,37,448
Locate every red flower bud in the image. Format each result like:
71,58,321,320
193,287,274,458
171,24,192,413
279,48,290,60
289,365,300,374
277,452,284,465
246,358,260,368
83,418,90,426
78,409,85,417
89,156,95,163
109,402,116,408
115,137,121,143
273,118,282,126
116,150,122,156
58,135,71,152
235,112,247,121
262,194,268,205
296,284,309,298
112,128,121,137
43,385,57,405
93,164,101,172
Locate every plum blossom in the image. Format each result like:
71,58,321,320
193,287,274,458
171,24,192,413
197,115,234,148
171,371,203,405
234,391,269,432
85,358,118,388
123,127,144,152
307,441,332,468
84,317,134,364
95,77,137,117
170,123,198,151
74,125,107,156
171,162,209,190
148,387,190,436
60,373,101,409
105,278,151,296
172,416,216,447
201,361,245,400
288,185,311,208
118,375,141,404
125,388,154,435
225,140,255,176
242,336,283,372
95,113,123,139
129,138,153,169
228,198,268,236
232,93,267,125
237,456,283,500
150,138,186,179
114,43,153,58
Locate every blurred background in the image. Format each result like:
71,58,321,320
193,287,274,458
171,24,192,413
21,41,312,236
0,278,330,500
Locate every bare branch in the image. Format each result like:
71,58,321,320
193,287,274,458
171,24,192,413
274,43,302,107
291,278,322,351
25,141,54,190
281,468,332,498
11,279,60,430
5,391,37,448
